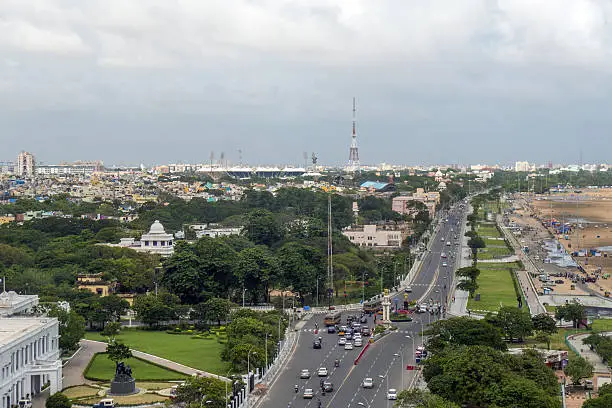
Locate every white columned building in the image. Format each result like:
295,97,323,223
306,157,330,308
139,220,174,256
0,292,62,408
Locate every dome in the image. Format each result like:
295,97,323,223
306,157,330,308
149,220,166,234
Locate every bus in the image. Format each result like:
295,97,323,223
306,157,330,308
323,312,341,326
363,301,382,315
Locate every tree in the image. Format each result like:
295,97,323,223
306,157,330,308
427,317,506,353
234,246,279,304
175,375,227,408
106,340,133,366
192,297,234,326
101,321,122,338
532,313,557,334
99,295,130,323
467,236,486,257
555,302,586,328
534,332,552,350
395,389,459,408
47,307,85,352
455,266,480,281
457,279,478,297
46,392,72,408
242,209,284,247
564,355,594,385
583,394,612,408
493,307,533,342
133,293,179,327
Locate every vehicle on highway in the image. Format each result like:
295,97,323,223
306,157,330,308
387,389,398,400
313,339,322,349
334,359,340,367
363,301,382,314
345,332,353,341
324,311,341,326
338,337,347,345
300,369,311,379
362,378,374,388
360,327,371,336
344,342,354,350
323,382,334,392
354,338,363,347
441,252,447,258
327,325,336,334
441,237,445,242
317,367,328,377
303,389,314,399
442,262,448,267
404,286,413,293
446,241,451,246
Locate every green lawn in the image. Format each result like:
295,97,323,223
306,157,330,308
85,353,187,381
84,329,229,374
467,267,517,312
477,246,512,260
484,238,507,247
477,224,502,238
591,319,612,332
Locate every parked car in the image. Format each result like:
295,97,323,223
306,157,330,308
92,400,116,408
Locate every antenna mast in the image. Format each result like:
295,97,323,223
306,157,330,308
348,97,360,173
327,195,334,307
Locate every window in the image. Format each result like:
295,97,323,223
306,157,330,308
144,241,149,246
153,241,158,246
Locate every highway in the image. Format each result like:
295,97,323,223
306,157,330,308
259,202,468,408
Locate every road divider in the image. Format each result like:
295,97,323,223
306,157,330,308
354,342,370,365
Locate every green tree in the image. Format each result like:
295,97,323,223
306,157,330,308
426,317,506,353
47,307,85,352
493,307,534,342
192,297,234,326
457,279,478,298
234,246,279,304
564,355,594,385
583,394,612,408
175,375,227,408
133,293,179,327
99,295,130,322
455,266,480,281
106,340,133,366
101,321,122,338
45,392,72,408
535,332,552,350
242,209,284,247
532,313,557,334
555,302,586,328
395,389,459,407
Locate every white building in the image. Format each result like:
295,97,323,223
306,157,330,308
514,161,531,172
108,220,174,256
342,224,409,250
16,152,35,177
36,161,102,176
0,292,62,407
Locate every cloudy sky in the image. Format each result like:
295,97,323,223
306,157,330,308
2,0,612,167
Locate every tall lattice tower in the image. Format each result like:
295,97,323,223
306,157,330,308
348,97,360,172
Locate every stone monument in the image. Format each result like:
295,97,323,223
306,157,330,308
381,288,391,324
110,362,137,395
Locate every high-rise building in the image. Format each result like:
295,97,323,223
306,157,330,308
16,151,35,177
514,161,530,172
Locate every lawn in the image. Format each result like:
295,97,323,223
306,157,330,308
467,267,517,312
591,319,612,332
84,329,229,374
85,353,187,381
80,394,168,405
62,385,100,399
477,246,512,260
484,238,507,246
477,225,502,238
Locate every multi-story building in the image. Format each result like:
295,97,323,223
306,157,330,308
342,224,410,250
0,291,62,407
36,161,103,176
107,220,174,256
514,161,531,172
392,188,440,217
0,162,15,174
16,152,35,177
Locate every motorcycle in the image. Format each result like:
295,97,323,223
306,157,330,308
334,359,340,367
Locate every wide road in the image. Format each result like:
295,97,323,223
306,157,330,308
259,202,468,408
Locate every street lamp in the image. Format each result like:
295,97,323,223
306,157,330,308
247,347,257,375
200,395,212,408
378,374,389,408
242,287,247,307
362,270,368,304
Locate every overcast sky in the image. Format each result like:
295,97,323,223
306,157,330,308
2,0,612,167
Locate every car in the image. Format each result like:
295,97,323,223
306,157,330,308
555,279,564,284
92,400,116,408
360,315,367,323
300,369,311,379
354,338,363,347
338,337,347,345
361,327,371,336
345,342,354,350
387,389,398,400
323,382,334,392
327,326,336,334
441,252,447,258
442,262,448,267
18,400,32,408
404,286,413,293
313,340,322,349
362,378,374,388
303,389,314,399
345,332,353,341
317,367,328,377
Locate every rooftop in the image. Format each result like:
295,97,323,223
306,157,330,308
0,318,54,350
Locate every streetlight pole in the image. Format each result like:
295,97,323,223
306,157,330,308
316,277,319,307
378,374,389,408
242,287,246,308
247,347,257,376
265,333,269,372
362,270,367,304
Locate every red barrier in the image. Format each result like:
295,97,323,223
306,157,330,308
354,342,370,365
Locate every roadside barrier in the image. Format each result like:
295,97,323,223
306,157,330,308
354,342,370,365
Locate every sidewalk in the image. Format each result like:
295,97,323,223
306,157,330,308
566,332,612,374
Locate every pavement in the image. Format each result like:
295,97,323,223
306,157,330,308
566,332,612,374
257,203,468,408
63,341,107,388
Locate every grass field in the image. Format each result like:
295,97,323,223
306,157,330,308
62,385,100,398
467,264,519,312
484,238,506,247
84,329,229,374
85,353,187,381
592,319,612,332
477,246,513,260
80,394,168,405
477,225,502,238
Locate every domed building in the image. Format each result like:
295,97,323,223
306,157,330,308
139,220,174,255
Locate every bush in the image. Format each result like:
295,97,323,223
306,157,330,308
46,393,72,408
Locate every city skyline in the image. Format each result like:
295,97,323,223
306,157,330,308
2,1,612,165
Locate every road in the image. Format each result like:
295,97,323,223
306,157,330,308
259,202,468,408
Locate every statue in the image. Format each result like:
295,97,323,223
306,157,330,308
107,341,137,395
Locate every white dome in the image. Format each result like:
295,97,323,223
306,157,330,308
149,220,166,234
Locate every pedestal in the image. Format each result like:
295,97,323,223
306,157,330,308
381,289,391,324
110,377,137,395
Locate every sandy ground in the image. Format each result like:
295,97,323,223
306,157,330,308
524,191,612,295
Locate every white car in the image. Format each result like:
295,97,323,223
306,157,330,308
442,262,448,267
345,342,354,350
354,338,363,347
303,389,314,399
317,367,328,377
362,378,374,388
338,337,347,345
300,369,311,379
387,389,398,400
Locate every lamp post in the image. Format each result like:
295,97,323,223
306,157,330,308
247,347,257,376
378,374,389,408
242,287,247,308
224,370,233,405
362,271,367,304
265,333,269,372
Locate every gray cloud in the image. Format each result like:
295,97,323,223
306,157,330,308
1,0,612,166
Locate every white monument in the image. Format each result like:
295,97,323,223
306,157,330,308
381,288,391,324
